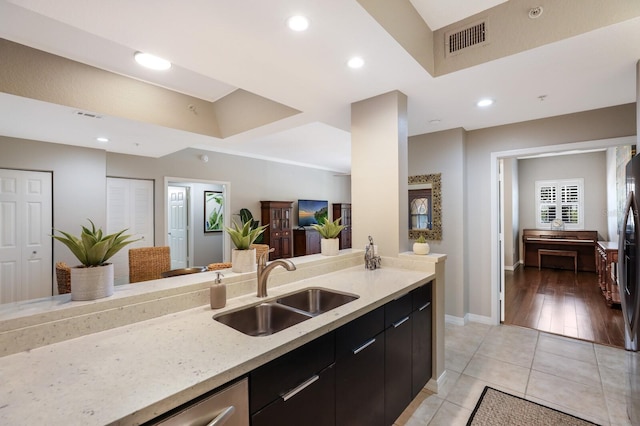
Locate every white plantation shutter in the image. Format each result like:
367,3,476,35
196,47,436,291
535,179,584,229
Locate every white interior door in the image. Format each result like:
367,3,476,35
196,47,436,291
107,178,154,284
0,169,52,303
168,186,188,269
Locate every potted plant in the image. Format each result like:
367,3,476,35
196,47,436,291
312,218,345,256
52,220,139,300
225,219,268,272
412,234,430,255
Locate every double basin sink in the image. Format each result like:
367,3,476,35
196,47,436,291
214,288,359,337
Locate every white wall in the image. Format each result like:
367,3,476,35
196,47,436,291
518,151,608,243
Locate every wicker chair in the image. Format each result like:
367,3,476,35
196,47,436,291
207,262,232,271
55,262,71,294
250,244,270,262
128,246,171,283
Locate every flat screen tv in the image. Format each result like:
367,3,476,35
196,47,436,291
298,199,329,227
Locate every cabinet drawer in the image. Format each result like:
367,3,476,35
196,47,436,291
412,281,432,312
335,306,384,360
252,364,335,426
250,332,334,414
385,292,412,327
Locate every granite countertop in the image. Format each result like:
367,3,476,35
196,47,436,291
0,264,434,425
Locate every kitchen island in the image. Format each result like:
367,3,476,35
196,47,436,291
0,251,445,425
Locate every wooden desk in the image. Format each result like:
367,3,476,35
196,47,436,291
596,241,620,306
523,229,597,272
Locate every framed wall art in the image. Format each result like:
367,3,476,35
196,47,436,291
204,190,224,232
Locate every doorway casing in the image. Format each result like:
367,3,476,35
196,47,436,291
489,135,635,324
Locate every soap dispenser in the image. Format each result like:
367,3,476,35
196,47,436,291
210,272,226,309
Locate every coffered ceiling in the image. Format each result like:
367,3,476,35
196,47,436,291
1,0,639,174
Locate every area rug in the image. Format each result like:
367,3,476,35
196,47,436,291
466,386,599,425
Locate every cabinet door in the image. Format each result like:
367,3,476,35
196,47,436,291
385,295,413,425
335,306,385,426
411,283,432,398
250,332,334,413
335,333,385,426
252,364,335,426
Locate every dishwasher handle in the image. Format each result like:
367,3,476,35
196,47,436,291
205,405,236,426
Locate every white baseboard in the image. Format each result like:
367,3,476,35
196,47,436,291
445,314,465,326
467,313,494,325
426,370,447,393
504,260,522,272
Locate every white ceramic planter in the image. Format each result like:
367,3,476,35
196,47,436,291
412,242,430,255
232,248,257,273
321,238,339,256
70,263,114,301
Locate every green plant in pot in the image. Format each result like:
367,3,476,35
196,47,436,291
239,208,264,244
225,219,268,272
52,220,139,300
312,218,345,256
412,234,430,255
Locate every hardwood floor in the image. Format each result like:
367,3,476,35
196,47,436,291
504,266,625,348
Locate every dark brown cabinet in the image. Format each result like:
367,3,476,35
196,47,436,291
384,293,413,425
335,306,385,426
247,281,432,426
261,201,293,260
293,228,321,256
332,203,352,249
250,333,335,426
411,282,432,397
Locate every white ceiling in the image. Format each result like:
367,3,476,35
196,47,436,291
1,0,639,174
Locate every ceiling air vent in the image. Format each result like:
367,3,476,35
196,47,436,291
445,19,488,57
75,111,102,119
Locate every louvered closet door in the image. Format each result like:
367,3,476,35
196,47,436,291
0,169,52,303
107,178,154,284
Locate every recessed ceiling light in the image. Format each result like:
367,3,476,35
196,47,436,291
347,56,365,69
96,137,109,143
287,15,310,31
134,52,172,71
476,98,494,107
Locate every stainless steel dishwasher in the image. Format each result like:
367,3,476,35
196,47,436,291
148,377,249,426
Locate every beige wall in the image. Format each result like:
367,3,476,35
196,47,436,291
411,103,635,321
351,91,408,256
409,128,466,318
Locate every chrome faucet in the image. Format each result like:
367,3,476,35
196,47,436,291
257,248,296,297
364,235,381,270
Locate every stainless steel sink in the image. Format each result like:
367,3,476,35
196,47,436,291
214,303,313,337
276,288,359,316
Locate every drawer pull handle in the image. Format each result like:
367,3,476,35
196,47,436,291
392,316,410,328
418,302,431,311
205,405,235,426
282,375,320,401
353,338,376,354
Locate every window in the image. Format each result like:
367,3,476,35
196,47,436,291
535,179,584,230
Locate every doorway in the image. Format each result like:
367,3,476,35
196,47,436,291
0,168,52,302
164,177,231,268
491,136,635,343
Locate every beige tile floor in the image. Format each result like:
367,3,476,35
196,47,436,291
395,322,640,426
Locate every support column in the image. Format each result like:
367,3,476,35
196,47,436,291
351,91,408,256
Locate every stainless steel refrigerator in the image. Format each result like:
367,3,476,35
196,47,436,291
620,154,640,425
619,154,640,352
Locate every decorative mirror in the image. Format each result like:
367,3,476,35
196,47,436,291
408,173,442,240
